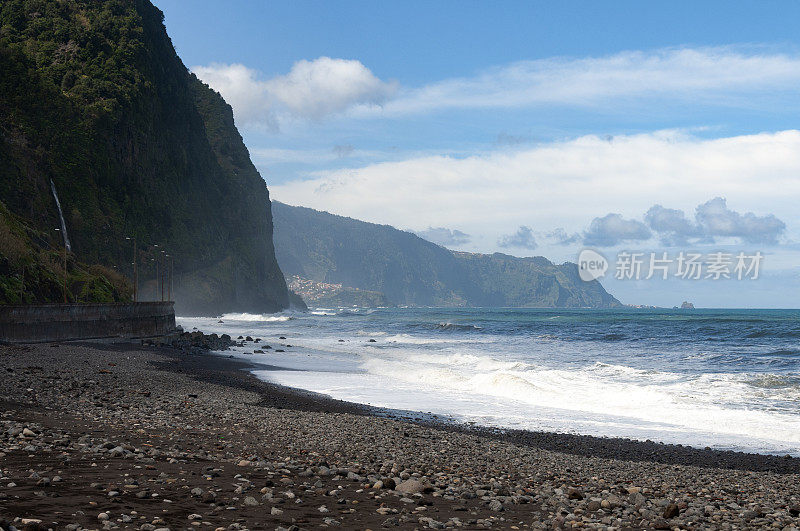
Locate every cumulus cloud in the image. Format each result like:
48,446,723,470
193,57,396,128
695,197,786,244
644,205,701,245
265,57,397,119
498,226,538,250
642,198,786,245
583,214,651,247
412,227,471,247
378,47,800,116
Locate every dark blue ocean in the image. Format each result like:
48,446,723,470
181,307,800,455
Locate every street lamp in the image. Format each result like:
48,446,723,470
125,236,137,302
160,250,166,302
150,258,157,301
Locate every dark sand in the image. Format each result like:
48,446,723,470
1,341,799,530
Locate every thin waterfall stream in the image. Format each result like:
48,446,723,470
50,179,71,252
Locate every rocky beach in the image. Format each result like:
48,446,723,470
1,337,799,531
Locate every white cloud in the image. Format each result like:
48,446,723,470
644,205,701,245
265,57,397,119
192,57,396,128
271,129,800,252
641,199,786,245
194,47,800,128
583,214,651,247
695,197,786,244
377,46,800,116
192,63,277,129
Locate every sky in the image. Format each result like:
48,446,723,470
154,0,800,307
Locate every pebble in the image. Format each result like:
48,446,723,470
2,340,799,531
243,496,259,506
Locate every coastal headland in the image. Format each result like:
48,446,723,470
1,338,799,530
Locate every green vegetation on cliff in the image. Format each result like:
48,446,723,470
451,251,620,308
0,202,130,303
0,0,288,313
272,202,621,308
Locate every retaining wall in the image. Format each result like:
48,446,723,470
0,302,175,343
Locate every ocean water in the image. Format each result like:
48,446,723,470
179,308,800,456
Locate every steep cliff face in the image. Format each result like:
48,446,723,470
272,202,473,306
452,252,621,308
0,0,289,313
272,202,621,308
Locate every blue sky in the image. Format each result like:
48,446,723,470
158,1,800,82
154,1,800,307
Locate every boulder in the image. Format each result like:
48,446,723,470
395,479,425,495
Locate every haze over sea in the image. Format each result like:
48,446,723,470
181,308,800,456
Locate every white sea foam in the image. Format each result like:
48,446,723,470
382,333,493,345
187,309,800,456
269,350,800,454
219,313,294,322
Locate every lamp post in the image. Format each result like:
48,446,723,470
152,245,159,301
160,250,166,302
151,258,157,301
125,236,137,302
55,228,67,303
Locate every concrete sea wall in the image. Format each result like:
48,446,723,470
0,302,175,343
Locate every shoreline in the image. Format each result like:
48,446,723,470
1,340,799,530
186,308,800,462
216,350,800,474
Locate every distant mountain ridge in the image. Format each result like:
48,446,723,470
272,202,621,308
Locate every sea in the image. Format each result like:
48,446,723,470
178,307,800,456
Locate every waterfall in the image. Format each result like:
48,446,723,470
50,179,71,252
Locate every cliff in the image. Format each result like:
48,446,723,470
0,0,289,314
272,202,621,308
